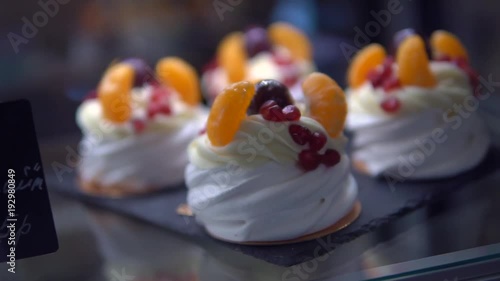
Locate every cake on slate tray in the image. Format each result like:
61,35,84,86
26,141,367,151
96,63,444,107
76,57,207,196
186,74,360,244
345,29,490,179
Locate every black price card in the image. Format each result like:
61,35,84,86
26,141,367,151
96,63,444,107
0,100,58,272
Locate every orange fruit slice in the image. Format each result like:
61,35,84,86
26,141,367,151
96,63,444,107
430,30,469,61
397,35,437,88
156,57,200,106
302,73,347,138
216,32,247,83
207,81,255,146
97,63,134,123
268,22,312,61
347,44,386,89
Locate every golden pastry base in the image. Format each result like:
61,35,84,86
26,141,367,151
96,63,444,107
78,178,161,198
207,200,362,246
353,159,371,175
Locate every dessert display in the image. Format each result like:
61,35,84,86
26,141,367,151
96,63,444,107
346,29,490,179
202,22,315,104
186,74,360,244
76,57,207,196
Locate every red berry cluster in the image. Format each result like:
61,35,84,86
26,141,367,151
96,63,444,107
147,84,172,119
366,57,403,114
132,85,172,134
288,124,341,171
435,55,480,95
259,100,301,122
366,57,402,93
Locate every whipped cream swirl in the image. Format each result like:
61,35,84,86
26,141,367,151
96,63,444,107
347,62,490,179
186,115,358,242
77,86,207,189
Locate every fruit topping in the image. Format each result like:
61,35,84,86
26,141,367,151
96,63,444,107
382,76,401,92
259,100,286,122
98,63,134,123
322,149,341,167
132,118,146,134
282,105,301,121
309,131,327,152
150,84,171,103
248,79,293,114
156,57,200,106
302,73,347,138
397,35,437,88
283,74,300,88
347,43,386,89
381,96,401,113
217,32,247,83
207,81,255,146
289,124,312,145
244,26,272,57
366,56,394,88
298,149,321,171
268,22,312,61
122,57,157,87
430,30,469,62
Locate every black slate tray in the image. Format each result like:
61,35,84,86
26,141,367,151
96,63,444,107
48,148,500,267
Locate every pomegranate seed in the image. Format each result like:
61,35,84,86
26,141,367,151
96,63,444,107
435,55,452,62
147,103,162,118
260,100,286,121
383,76,401,92
322,149,341,167
367,57,393,88
202,58,219,72
309,132,327,151
273,54,293,66
366,69,383,87
151,85,170,103
289,124,312,145
298,149,321,171
282,105,301,121
452,57,468,68
367,67,390,88
381,96,401,113
132,119,146,133
158,103,171,115
284,75,299,87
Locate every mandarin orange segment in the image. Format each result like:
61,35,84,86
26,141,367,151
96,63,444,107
397,35,437,88
430,30,469,61
207,81,255,146
268,22,312,61
302,73,347,138
217,32,247,83
347,44,386,89
97,63,134,123
156,57,200,106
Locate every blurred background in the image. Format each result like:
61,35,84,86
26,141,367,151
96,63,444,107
1,0,499,139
